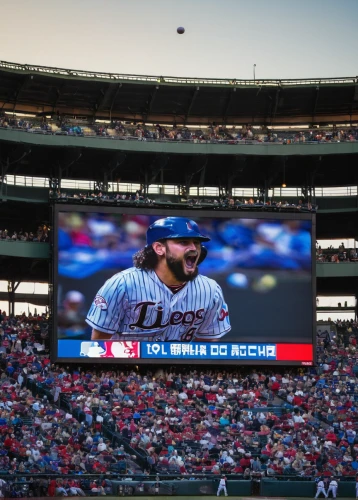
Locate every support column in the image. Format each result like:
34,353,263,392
7,281,20,317
143,170,149,197
0,158,10,198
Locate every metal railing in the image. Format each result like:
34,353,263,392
1,175,357,199
1,59,357,87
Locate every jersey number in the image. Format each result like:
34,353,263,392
180,328,197,342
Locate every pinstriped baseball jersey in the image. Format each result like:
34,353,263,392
86,268,231,341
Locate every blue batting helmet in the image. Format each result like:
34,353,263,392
146,217,210,246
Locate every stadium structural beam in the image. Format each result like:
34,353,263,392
223,89,235,123
93,156,119,191
52,83,65,112
0,158,10,198
198,158,208,189
258,156,280,200
7,280,20,317
12,75,30,112
308,155,322,204
103,173,109,193
189,157,208,196
300,166,316,204
56,150,83,190
57,164,62,191
218,184,227,198
107,153,127,186
109,84,122,122
257,186,267,203
227,156,247,195
93,83,116,117
143,86,159,123
185,87,199,124
181,156,207,197
143,169,149,197
350,85,358,123
185,171,194,198
271,87,281,123
149,155,169,184
312,86,320,123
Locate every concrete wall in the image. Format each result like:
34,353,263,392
316,262,358,278
0,241,49,258
1,129,358,156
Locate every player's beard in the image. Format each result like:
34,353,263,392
165,253,199,283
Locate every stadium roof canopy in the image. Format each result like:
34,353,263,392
0,60,357,126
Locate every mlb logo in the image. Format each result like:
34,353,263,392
94,295,108,310
80,341,140,358
101,341,140,358
186,221,193,231
80,342,105,357
80,342,92,356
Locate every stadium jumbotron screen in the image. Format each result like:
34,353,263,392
53,206,315,365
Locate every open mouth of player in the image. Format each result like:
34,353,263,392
184,253,198,271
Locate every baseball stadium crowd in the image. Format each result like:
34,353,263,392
316,244,358,263
0,225,50,242
0,310,357,496
1,113,358,144
51,190,316,213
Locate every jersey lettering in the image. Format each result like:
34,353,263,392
129,301,167,330
129,302,205,330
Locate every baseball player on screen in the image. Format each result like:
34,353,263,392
86,217,231,342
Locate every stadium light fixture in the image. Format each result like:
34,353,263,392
281,160,286,188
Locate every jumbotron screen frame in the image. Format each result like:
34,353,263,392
52,205,316,366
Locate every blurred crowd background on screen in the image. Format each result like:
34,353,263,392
58,212,311,280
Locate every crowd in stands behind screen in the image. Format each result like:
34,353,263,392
0,225,49,242
1,113,358,143
316,242,358,263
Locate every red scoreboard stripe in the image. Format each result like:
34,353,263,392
276,343,313,361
